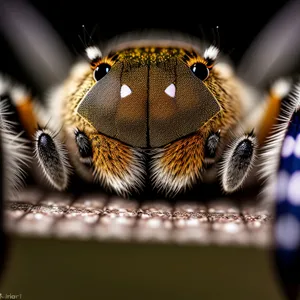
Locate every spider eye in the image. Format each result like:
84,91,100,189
191,63,209,81
93,63,111,81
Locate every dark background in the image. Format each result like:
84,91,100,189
0,0,291,93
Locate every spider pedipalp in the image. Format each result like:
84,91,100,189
74,128,93,163
204,130,221,164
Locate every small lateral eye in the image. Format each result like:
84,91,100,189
93,63,111,81
191,63,209,81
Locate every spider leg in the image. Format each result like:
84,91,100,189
216,78,288,193
9,89,38,138
34,128,70,191
241,78,292,146
219,78,292,194
0,74,40,139
257,79,292,145
256,79,294,205
219,132,257,193
0,74,71,191
25,91,71,191
0,75,32,196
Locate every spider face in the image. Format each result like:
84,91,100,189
56,40,246,196
0,32,260,198
77,47,222,148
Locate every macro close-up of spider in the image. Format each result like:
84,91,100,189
1,0,300,300
1,32,264,198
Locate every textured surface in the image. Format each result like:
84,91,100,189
4,186,273,246
0,239,284,300
1,187,282,300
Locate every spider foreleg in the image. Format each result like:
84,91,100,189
0,75,31,196
0,75,39,138
242,78,292,146
258,79,292,145
34,128,70,191
220,132,257,193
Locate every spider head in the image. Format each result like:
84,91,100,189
76,47,222,148
63,39,242,196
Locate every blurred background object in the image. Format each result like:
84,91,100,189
0,0,293,93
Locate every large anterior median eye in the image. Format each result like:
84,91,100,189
93,63,111,81
191,62,209,81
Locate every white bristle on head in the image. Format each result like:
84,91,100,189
85,46,102,61
204,45,219,61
